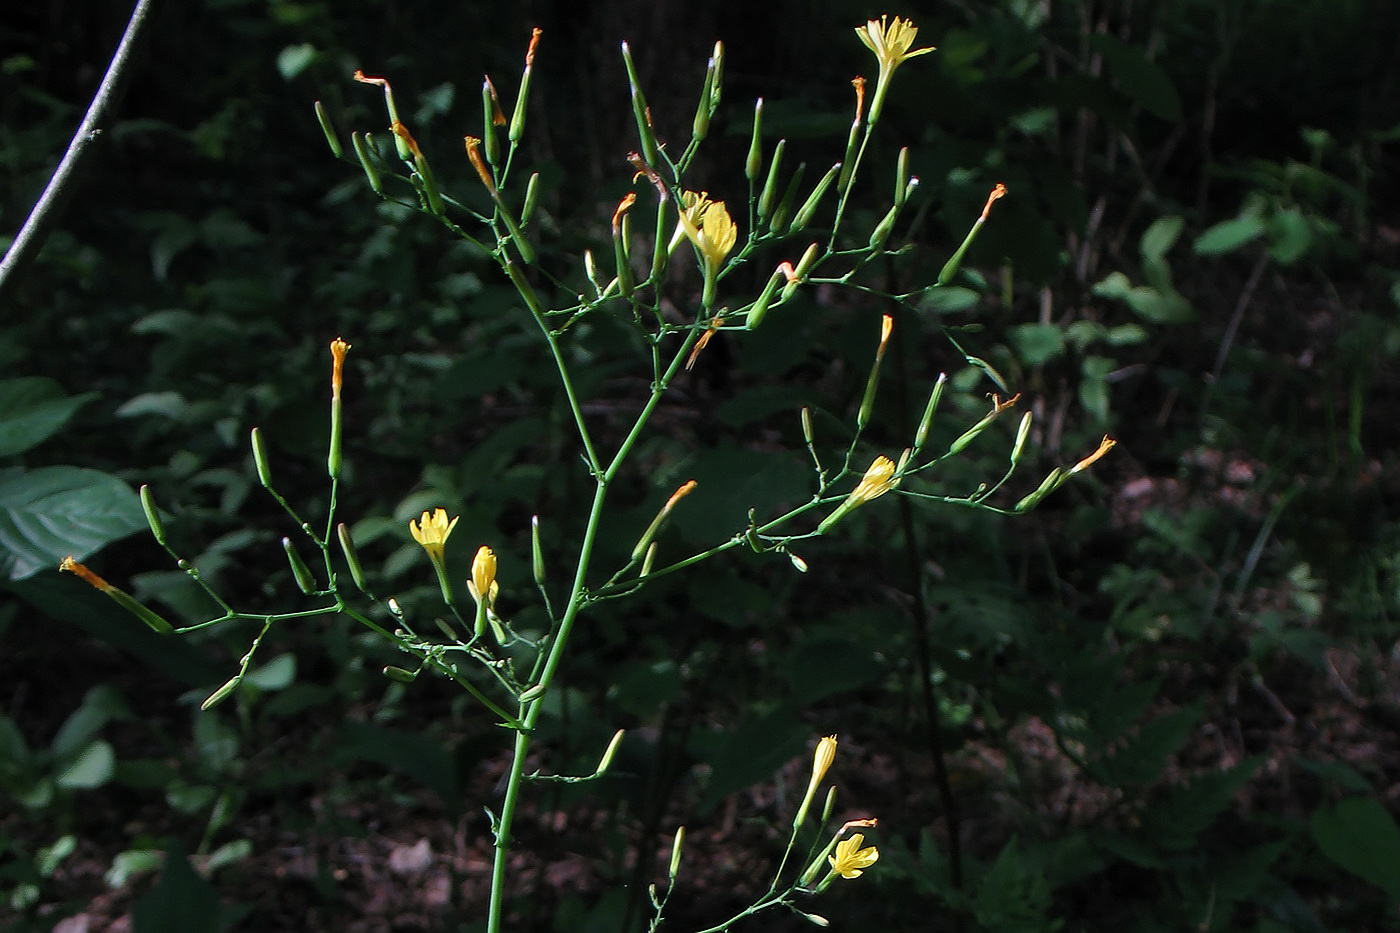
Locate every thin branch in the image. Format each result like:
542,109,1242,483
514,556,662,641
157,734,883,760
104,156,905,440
0,0,157,307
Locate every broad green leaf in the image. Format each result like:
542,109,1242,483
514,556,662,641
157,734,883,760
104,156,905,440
1009,323,1066,366
54,739,115,789
1267,208,1313,264
0,378,97,457
1312,797,1400,896
0,466,147,580
105,849,163,888
51,684,131,759
242,653,296,691
920,286,981,313
784,637,884,704
1194,215,1265,255
131,846,223,933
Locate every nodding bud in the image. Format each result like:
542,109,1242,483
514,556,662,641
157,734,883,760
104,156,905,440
140,485,166,546
314,101,343,158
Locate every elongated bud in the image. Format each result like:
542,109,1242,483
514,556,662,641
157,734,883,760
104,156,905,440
708,41,724,111
791,162,842,232
640,540,658,577
596,729,624,775
350,132,383,195
949,393,1020,455
383,666,418,684
521,172,541,226
669,827,686,881
745,98,763,181
821,785,837,822
868,203,900,252
482,77,503,166
201,675,241,711
857,316,894,431
620,42,660,166
282,537,316,594
745,265,786,330
894,147,910,208
781,242,821,301
510,28,542,143
838,78,865,193
912,375,946,453
1015,468,1063,512
1010,412,1032,464
337,523,369,593
758,139,786,221
692,55,716,141
251,427,273,488
314,101,343,158
768,161,806,234
939,183,1008,285
531,515,546,586
140,485,166,546
789,551,809,573
801,407,815,446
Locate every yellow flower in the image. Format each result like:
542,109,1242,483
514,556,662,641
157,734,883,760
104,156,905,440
471,545,497,606
793,735,839,829
855,15,935,123
409,508,458,563
677,190,738,298
848,455,897,506
829,833,879,879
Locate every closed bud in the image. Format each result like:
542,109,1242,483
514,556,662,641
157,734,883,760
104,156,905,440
351,132,383,195
201,675,241,711
1015,468,1064,512
757,139,786,221
251,427,273,488
669,827,686,881
790,162,841,232
692,56,716,141
768,160,806,234
337,523,369,593
383,666,418,683
314,101,343,158
745,266,786,330
140,485,167,546
1011,412,1032,465
282,537,316,594
531,515,546,586
745,98,763,181
596,729,624,775
522,172,541,226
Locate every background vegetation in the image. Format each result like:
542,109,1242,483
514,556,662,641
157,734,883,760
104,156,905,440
3,0,1399,930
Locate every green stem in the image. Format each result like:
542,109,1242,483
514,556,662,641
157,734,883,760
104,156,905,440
531,309,602,474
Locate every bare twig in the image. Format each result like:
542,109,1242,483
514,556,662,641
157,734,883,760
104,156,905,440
0,0,156,308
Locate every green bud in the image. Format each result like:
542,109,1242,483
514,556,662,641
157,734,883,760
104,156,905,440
868,203,900,252
510,28,541,143
837,120,861,193
744,266,786,331
692,56,716,142
596,729,624,775
314,101,343,158
140,485,166,547
912,373,947,455
337,523,369,593
1011,412,1032,465
1015,468,1064,512
708,41,724,111
383,666,418,684
531,515,546,587
108,589,174,635
521,172,541,226
781,242,821,302
482,78,501,167
801,407,814,446
351,132,383,196
519,683,547,702
669,827,686,881
757,139,786,221
250,427,273,488
282,537,316,594
768,160,806,234
620,42,659,166
894,146,910,208
790,162,842,232
745,98,763,181
820,784,836,822
201,675,241,711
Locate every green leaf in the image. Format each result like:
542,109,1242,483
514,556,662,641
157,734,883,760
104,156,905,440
1009,323,1066,366
0,378,97,457
1139,215,1185,265
54,739,115,789
131,846,223,933
1267,208,1313,264
920,286,981,313
1088,35,1183,122
1312,797,1400,896
0,466,147,580
1194,215,1265,255
783,638,884,704
242,653,296,691
51,684,131,759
